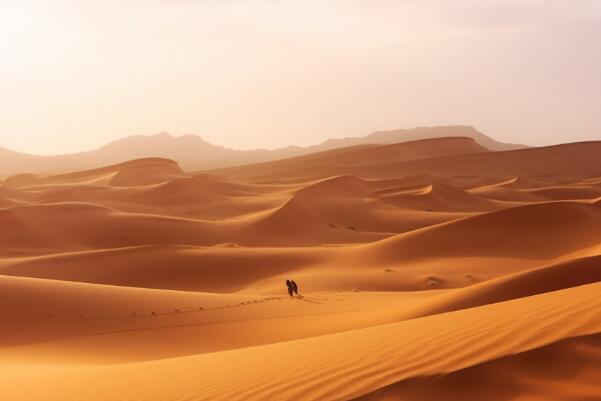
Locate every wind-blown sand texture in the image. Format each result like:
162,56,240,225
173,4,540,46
1,136,600,400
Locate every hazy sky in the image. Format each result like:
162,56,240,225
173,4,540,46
1,0,600,155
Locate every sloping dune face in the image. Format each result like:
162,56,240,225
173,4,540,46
1,137,601,401
208,136,491,181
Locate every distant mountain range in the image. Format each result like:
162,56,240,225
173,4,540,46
0,126,525,177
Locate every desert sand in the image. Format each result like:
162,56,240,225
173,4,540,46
1,136,600,400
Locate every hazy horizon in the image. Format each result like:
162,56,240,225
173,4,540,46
1,0,600,155
0,126,521,156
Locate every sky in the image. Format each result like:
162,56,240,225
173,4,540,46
1,0,600,155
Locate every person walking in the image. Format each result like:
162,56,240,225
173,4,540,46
286,279,294,297
291,280,300,296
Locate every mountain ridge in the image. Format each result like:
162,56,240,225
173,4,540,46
0,126,524,177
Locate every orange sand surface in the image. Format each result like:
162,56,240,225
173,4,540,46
1,137,600,400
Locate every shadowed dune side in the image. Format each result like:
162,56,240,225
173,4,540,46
0,245,329,291
0,274,251,318
0,203,233,255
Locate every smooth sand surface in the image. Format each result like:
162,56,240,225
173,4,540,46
1,137,600,400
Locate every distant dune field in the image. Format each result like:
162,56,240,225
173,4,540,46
1,136,600,400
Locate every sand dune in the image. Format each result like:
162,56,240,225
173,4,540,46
1,199,599,293
154,174,258,198
209,137,490,181
4,157,187,188
1,137,600,400
2,283,600,400
528,185,601,200
213,140,601,182
0,195,22,208
358,141,601,180
375,182,498,212
210,137,492,182
2,174,283,220
253,175,484,245
362,199,601,261
404,254,601,319
0,245,329,291
359,333,601,401
0,203,230,255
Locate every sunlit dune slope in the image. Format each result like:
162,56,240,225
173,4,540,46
3,252,600,364
1,283,600,401
357,333,601,401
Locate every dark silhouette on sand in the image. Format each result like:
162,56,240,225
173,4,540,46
286,279,300,297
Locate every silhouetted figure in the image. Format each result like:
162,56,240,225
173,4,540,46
286,279,294,297
291,280,299,296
